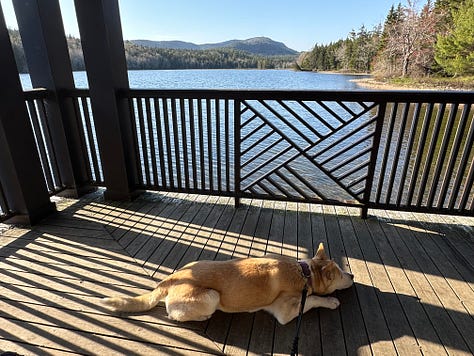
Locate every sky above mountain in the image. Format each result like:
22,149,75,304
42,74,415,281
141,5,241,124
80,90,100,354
0,0,406,52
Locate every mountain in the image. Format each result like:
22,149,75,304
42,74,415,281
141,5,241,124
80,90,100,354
132,40,200,50
131,37,298,56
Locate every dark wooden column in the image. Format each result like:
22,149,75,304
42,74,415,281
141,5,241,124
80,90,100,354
0,3,56,224
13,0,94,198
74,0,139,200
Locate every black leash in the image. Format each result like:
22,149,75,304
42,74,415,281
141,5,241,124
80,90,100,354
290,284,308,356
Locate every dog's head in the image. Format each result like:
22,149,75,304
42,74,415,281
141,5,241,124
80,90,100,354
310,243,354,295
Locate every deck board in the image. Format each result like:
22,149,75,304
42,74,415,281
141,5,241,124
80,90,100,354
1,190,473,355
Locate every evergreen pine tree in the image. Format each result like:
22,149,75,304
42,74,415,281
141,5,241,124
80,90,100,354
435,0,474,75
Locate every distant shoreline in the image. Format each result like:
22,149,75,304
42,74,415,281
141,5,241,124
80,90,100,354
351,77,430,90
352,77,442,91
351,76,474,91
313,70,474,91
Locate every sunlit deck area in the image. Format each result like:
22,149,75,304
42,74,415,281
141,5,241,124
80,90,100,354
1,0,474,354
1,190,473,355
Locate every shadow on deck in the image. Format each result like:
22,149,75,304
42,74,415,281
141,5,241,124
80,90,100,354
0,190,473,355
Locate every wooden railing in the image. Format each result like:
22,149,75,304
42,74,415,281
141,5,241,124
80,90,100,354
125,90,236,196
23,89,64,195
121,89,474,217
1,88,473,223
67,91,104,185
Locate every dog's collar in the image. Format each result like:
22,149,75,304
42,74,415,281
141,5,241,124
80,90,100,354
298,260,312,287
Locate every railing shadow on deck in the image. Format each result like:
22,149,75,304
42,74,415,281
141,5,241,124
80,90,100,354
69,191,473,282
1,191,473,354
0,209,220,354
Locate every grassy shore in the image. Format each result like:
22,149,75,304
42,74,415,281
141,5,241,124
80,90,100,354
353,75,474,91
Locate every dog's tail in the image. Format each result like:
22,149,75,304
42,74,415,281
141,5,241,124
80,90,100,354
101,285,166,313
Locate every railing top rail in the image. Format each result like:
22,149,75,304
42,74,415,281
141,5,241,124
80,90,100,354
124,88,474,103
23,88,52,100
55,87,474,103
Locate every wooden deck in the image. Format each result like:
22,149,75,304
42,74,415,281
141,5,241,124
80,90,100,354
0,190,473,355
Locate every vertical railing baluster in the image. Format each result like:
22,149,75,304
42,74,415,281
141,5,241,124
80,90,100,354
361,102,386,218
396,102,422,206
198,99,205,190
145,98,158,187
171,98,182,189
188,99,198,190
234,99,242,208
180,98,190,190
80,96,98,182
153,98,167,188
137,97,150,186
162,98,174,188
206,99,214,192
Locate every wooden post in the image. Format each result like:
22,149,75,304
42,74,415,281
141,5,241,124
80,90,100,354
0,3,56,224
13,0,94,198
74,0,139,200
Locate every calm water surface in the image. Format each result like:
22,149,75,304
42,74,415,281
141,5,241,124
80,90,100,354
20,69,375,202
20,69,367,90
19,70,471,208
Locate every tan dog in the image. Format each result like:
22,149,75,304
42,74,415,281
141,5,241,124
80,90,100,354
102,243,353,325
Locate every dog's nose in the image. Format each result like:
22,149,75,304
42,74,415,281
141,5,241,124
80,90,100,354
349,273,354,280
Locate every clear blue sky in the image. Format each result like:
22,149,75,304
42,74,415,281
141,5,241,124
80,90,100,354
1,0,404,52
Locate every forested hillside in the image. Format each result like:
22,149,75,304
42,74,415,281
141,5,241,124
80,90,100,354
132,37,298,56
124,41,296,70
9,0,472,80
8,30,297,73
299,0,474,78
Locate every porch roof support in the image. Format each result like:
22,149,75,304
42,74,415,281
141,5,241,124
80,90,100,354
0,3,55,224
13,0,94,198
74,0,139,200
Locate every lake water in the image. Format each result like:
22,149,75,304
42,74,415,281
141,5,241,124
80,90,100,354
20,69,372,202
18,69,471,209
20,69,367,91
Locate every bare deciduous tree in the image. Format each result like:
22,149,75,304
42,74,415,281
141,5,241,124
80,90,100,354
376,0,442,77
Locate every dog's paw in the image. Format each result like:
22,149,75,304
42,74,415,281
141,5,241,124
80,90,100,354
325,297,340,309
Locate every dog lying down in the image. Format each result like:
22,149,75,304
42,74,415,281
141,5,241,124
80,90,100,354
102,243,354,325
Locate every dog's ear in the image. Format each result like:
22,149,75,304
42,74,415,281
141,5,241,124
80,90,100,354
314,242,328,260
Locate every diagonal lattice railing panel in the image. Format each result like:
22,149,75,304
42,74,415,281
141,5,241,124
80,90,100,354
239,99,380,204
